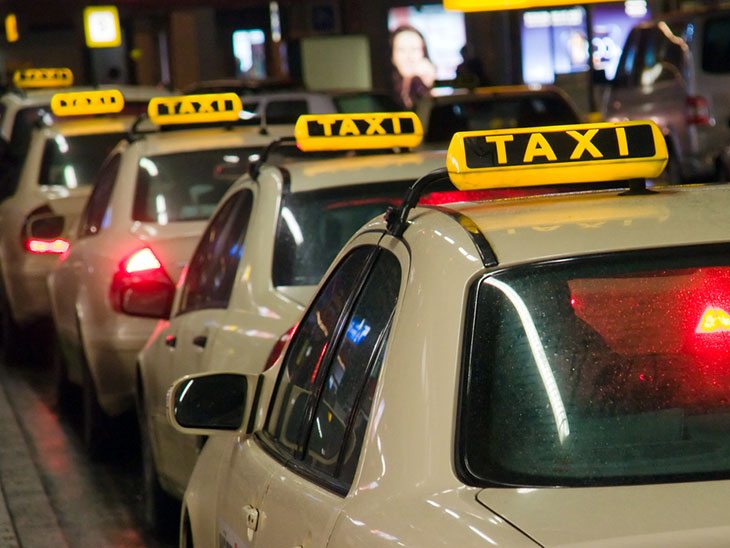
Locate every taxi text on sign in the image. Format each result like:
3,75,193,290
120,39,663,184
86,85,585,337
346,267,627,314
147,93,243,125
13,68,73,89
446,121,668,189
294,112,423,151
51,90,125,116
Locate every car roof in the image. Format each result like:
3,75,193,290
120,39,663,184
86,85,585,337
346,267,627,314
41,116,136,137
444,184,730,266
1,84,170,107
262,150,446,194
125,124,283,156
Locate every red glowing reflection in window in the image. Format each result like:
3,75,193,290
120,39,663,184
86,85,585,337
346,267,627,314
696,306,730,334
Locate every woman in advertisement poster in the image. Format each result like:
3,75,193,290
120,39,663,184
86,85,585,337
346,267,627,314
390,25,437,110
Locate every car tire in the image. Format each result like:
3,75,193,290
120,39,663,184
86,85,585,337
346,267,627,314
81,357,109,458
51,334,76,412
136,384,178,532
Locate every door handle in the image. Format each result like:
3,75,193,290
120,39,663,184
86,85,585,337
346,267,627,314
192,335,207,348
165,335,176,348
243,505,259,531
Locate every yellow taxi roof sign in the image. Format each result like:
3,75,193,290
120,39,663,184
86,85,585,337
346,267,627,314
148,93,243,125
13,68,73,89
51,90,125,116
445,0,605,11
294,112,423,151
446,121,668,190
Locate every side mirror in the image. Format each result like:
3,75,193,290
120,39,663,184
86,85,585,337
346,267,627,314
166,372,259,436
27,213,65,240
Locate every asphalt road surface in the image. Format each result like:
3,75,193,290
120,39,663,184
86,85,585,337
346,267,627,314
0,335,177,548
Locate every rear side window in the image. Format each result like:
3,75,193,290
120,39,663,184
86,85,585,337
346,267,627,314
703,17,730,73
178,190,254,314
38,133,123,188
425,94,579,143
78,153,121,238
132,147,256,224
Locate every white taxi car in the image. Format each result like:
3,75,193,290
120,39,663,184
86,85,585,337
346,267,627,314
47,93,285,454
170,120,730,546
0,68,163,179
136,111,443,527
0,90,133,360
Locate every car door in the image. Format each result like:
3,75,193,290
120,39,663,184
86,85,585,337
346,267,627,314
51,152,120,384
150,189,255,488
218,242,404,548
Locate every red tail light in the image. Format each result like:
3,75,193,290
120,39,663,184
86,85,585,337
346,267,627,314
110,247,175,319
687,95,711,125
25,238,70,254
263,325,296,371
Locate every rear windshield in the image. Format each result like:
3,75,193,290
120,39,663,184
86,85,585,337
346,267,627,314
272,181,409,286
6,101,147,162
425,93,579,143
38,132,124,188
462,245,730,487
132,147,256,224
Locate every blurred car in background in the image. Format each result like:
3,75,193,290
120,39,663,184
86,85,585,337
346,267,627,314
0,90,134,361
416,85,582,147
47,92,288,455
136,111,441,529
0,70,168,186
605,6,730,183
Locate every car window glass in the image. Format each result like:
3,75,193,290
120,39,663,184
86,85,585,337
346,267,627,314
304,250,401,483
424,94,578,143
78,153,121,238
265,247,375,458
462,246,730,487
265,100,309,124
703,16,730,74
613,27,642,86
178,189,253,315
38,133,124,188
132,147,253,224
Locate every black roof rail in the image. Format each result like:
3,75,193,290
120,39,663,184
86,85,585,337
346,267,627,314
248,136,297,180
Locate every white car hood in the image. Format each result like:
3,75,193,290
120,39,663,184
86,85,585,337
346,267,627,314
477,481,730,547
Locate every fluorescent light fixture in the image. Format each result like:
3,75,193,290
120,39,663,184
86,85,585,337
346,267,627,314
83,6,122,48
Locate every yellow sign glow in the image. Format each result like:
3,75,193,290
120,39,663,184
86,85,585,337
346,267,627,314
697,307,730,334
444,0,606,11
51,90,125,116
294,112,423,151
446,121,668,190
148,93,243,125
83,6,122,48
13,68,73,89
5,14,18,43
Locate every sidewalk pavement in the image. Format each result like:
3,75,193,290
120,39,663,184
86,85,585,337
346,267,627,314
0,364,67,548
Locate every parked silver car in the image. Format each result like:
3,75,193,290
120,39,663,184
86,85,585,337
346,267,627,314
605,6,730,183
